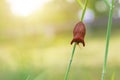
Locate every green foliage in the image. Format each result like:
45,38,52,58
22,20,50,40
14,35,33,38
111,72,115,80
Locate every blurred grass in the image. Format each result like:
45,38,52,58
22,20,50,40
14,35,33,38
0,30,120,80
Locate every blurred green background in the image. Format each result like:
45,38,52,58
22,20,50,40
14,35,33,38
0,0,120,80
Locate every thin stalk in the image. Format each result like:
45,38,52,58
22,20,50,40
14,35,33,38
80,0,88,21
104,0,111,7
64,43,77,80
76,0,84,9
64,0,88,80
101,0,114,80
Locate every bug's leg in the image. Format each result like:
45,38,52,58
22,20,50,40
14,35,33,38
78,44,82,49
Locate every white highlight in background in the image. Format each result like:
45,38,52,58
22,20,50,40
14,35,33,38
7,0,51,16
78,8,95,23
95,1,107,13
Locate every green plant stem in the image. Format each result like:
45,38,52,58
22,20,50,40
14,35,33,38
64,43,77,80
64,0,88,80
80,0,88,21
76,0,84,9
101,0,114,80
104,0,111,7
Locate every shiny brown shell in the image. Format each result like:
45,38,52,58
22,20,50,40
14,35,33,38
71,21,86,46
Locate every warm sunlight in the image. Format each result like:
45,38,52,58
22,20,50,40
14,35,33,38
7,0,51,16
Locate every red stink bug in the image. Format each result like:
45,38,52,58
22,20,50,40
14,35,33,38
71,21,86,47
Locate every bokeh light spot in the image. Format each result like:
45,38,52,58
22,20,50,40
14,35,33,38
95,1,107,13
7,0,51,16
66,0,74,3
78,8,95,23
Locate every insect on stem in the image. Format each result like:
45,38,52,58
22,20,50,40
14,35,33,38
64,0,88,80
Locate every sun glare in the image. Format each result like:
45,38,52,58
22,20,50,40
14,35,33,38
7,0,51,16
